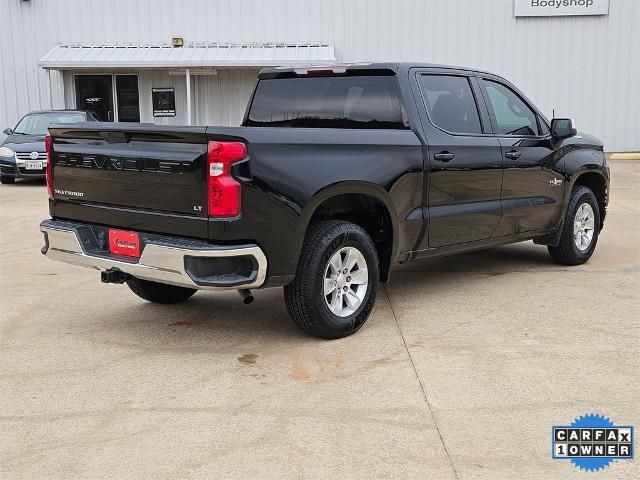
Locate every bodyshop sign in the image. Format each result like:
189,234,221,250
514,0,609,17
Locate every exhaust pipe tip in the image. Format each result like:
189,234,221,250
238,289,254,305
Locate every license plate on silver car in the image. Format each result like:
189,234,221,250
25,161,43,170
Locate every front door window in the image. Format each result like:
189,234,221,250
481,80,539,136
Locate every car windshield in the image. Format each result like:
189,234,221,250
13,112,85,135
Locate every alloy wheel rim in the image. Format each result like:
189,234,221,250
573,203,595,251
323,246,369,317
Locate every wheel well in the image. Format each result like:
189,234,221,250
573,172,607,229
309,194,394,282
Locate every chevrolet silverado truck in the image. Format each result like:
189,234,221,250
40,63,609,339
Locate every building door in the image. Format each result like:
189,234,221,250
115,75,140,122
75,75,114,121
75,74,140,122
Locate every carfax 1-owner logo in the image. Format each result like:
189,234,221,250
552,413,634,472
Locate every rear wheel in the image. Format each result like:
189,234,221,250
127,278,197,304
284,221,379,339
0,175,15,184
548,186,601,265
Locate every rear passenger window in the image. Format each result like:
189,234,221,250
245,76,407,129
419,75,482,134
481,80,539,136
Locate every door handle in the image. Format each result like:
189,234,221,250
505,150,521,160
434,152,455,162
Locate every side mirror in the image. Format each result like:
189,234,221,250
551,118,577,139
2,128,13,136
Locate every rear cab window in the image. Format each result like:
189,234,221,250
244,75,408,129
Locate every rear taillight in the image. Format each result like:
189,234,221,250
45,134,53,199
207,141,246,217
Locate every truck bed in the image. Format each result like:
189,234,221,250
48,122,423,281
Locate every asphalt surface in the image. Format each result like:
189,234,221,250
1,161,639,479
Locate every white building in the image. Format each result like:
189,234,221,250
0,0,638,151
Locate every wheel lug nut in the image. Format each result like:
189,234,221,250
346,276,351,282
343,286,348,292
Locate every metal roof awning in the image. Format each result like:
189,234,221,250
39,42,336,69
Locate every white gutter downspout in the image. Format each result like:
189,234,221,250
185,68,192,125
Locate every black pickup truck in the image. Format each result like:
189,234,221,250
40,63,609,339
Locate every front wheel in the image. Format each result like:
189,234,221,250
548,186,601,265
0,175,15,184
127,278,197,304
284,221,379,339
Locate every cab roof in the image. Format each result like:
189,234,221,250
258,62,495,79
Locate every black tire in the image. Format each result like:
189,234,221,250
284,221,379,339
548,186,601,266
0,175,15,184
126,278,197,304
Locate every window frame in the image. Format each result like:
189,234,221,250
415,73,489,137
538,115,551,136
476,76,547,139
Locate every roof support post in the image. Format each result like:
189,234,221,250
185,68,192,125
48,70,53,109
47,69,65,110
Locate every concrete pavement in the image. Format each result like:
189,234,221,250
1,161,638,479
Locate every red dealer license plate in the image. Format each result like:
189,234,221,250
108,229,141,258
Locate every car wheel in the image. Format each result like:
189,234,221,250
548,186,601,265
127,278,197,304
284,221,379,339
0,175,15,184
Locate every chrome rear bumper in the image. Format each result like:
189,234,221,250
40,219,267,291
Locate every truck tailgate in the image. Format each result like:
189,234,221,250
50,124,208,217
